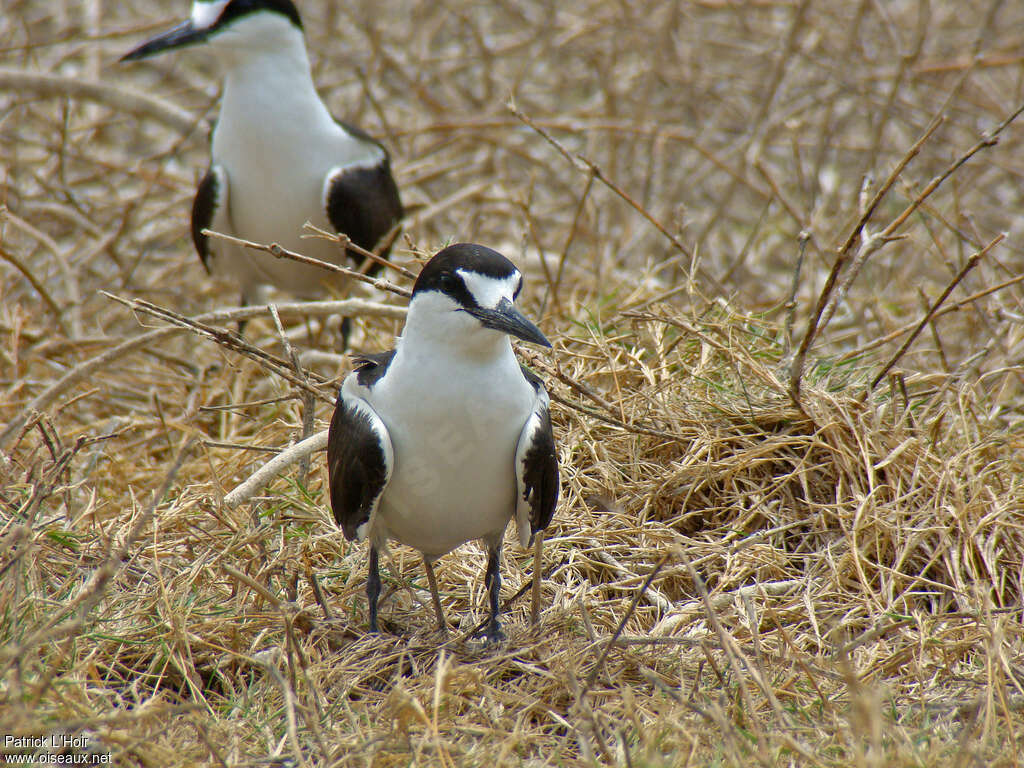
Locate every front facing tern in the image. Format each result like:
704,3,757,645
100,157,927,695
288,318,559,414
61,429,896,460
327,243,558,642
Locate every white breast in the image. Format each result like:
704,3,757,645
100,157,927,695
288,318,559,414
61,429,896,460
366,343,535,558
209,47,383,297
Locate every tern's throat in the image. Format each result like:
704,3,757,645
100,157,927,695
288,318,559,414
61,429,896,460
397,302,517,371
214,20,327,131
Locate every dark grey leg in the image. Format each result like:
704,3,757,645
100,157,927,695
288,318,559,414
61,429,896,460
339,316,353,351
422,558,448,635
530,530,544,626
367,545,381,633
482,544,505,643
236,292,249,336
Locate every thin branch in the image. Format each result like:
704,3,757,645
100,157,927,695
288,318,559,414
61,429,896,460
0,244,69,336
0,298,403,450
222,564,284,611
790,98,1024,404
3,206,81,336
0,67,203,134
788,115,943,405
697,0,812,252
269,304,317,481
839,271,1024,362
203,229,412,298
783,231,810,355
508,100,723,294
222,430,330,509
869,234,1003,391
104,294,335,405
552,169,596,311
302,222,418,281
816,175,899,337
582,550,673,694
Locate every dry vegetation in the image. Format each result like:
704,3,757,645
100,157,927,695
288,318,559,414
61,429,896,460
3,0,1024,765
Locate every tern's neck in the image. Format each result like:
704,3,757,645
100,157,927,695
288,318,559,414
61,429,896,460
396,307,515,372
218,33,330,126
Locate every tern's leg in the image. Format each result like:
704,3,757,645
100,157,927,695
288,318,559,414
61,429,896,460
480,543,505,643
235,292,249,336
367,545,381,633
422,558,448,635
339,316,353,351
530,530,545,626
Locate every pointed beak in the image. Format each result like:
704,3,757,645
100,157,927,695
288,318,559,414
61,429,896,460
121,20,209,62
465,298,551,348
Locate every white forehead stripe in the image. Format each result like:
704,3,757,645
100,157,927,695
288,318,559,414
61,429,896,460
191,0,230,30
457,269,520,309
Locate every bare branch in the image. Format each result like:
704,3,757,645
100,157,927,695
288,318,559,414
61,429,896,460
222,430,329,509
0,67,203,134
869,234,1003,391
203,229,412,298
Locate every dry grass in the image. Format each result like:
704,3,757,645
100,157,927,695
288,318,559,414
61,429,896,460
3,0,1024,765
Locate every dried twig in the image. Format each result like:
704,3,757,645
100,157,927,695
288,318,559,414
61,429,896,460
508,100,723,294
782,231,810,356
222,430,330,508
269,304,317,481
0,67,203,134
868,234,1003,391
303,222,418,281
0,297,402,450
788,115,943,405
582,550,673,695
0,244,69,336
104,294,334,404
789,99,1024,404
203,229,412,298
839,271,1024,362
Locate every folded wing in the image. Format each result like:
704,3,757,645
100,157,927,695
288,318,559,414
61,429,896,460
514,367,559,547
327,353,396,541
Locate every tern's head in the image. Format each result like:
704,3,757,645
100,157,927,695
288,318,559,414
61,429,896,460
406,243,551,352
121,0,304,64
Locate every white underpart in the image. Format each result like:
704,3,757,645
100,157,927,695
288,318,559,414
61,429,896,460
198,13,385,299
458,269,520,309
191,0,230,30
350,284,537,558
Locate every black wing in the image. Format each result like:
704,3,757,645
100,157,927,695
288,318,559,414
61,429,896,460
351,350,396,387
324,128,403,264
327,375,394,542
514,367,559,545
191,165,228,274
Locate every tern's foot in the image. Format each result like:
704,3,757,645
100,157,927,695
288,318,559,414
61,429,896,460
473,621,506,645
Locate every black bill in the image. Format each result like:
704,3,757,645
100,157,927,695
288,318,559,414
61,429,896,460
465,298,551,348
121,20,209,62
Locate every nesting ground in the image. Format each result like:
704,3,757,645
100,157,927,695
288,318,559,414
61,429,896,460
3,1,1024,765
